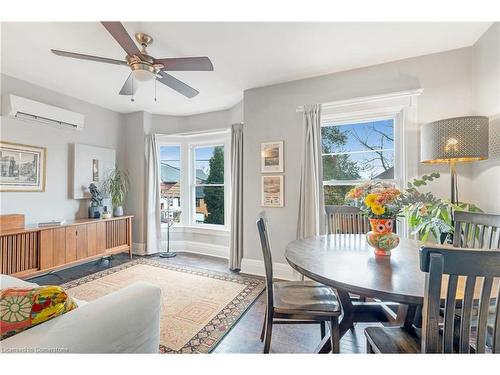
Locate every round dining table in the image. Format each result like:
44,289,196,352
286,234,441,353
286,234,499,353
286,234,427,305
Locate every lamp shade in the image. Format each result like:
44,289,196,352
421,116,489,163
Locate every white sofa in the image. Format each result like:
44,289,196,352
0,274,161,353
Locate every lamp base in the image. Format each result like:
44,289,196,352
159,251,177,258
450,161,458,205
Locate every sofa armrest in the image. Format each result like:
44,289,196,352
1,282,161,353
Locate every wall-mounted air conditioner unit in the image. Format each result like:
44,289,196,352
3,94,85,131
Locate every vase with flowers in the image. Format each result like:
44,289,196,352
346,182,403,256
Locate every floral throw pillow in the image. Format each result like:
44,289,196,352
0,285,78,340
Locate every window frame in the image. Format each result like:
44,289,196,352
157,130,231,233
316,89,424,238
321,114,399,189
157,142,182,224
189,140,230,229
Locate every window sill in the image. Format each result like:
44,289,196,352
161,224,230,236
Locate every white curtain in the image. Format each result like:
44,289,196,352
145,134,161,254
230,123,244,270
297,104,326,239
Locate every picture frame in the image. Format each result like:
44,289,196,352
0,141,46,192
261,175,284,207
92,159,99,182
261,141,284,173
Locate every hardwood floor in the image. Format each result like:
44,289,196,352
29,252,373,353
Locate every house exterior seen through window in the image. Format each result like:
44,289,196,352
159,145,182,223
158,131,230,229
321,119,395,205
193,145,225,225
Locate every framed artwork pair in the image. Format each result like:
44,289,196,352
260,141,284,207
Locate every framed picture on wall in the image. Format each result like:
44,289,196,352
261,141,284,173
92,159,99,182
0,141,46,192
261,175,284,207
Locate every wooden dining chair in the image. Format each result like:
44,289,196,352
453,211,500,249
325,205,374,304
325,205,370,234
256,212,341,353
364,245,500,353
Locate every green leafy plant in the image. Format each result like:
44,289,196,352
103,167,130,207
399,173,482,243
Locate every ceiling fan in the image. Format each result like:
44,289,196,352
51,21,213,98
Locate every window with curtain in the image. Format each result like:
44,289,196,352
193,145,225,225
157,130,230,230
321,118,396,205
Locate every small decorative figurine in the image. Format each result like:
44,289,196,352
88,183,104,219
102,206,112,219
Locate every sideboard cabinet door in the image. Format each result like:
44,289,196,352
65,227,77,262
76,225,88,260
87,223,97,257
40,230,54,270
53,227,66,266
96,221,106,255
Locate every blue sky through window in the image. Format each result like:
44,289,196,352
321,119,394,154
160,145,181,169
321,119,394,181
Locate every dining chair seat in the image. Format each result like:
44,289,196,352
273,281,341,316
257,212,342,353
365,327,421,354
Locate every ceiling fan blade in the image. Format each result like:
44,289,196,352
156,71,199,98
101,21,141,57
51,49,128,66
155,57,214,71
119,73,137,96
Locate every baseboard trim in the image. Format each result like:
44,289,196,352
132,242,146,255
240,258,300,281
164,240,229,260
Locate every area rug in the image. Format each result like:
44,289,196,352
62,258,265,353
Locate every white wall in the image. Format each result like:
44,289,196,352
472,23,500,214
0,74,123,225
242,47,477,263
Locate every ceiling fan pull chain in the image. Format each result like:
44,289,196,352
131,75,135,102
154,79,157,102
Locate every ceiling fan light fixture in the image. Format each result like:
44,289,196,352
131,64,156,81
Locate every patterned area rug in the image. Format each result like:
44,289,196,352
62,258,265,353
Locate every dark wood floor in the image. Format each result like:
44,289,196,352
29,252,374,353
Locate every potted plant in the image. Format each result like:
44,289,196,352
103,167,130,217
346,182,403,256
399,173,482,244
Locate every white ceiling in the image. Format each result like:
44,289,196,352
1,22,491,116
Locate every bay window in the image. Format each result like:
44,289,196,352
158,130,230,231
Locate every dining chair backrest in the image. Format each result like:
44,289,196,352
453,211,500,249
256,211,274,310
419,246,500,353
325,205,370,234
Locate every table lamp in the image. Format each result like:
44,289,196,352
421,116,489,204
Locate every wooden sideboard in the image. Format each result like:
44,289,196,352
0,215,133,279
